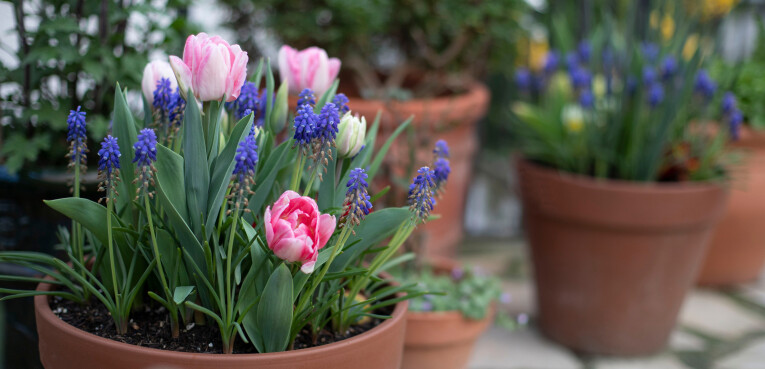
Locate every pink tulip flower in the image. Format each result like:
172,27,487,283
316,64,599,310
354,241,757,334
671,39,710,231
278,45,341,96
169,33,248,103
141,60,178,106
264,191,337,273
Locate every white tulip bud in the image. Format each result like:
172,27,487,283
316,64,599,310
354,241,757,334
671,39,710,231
337,113,366,158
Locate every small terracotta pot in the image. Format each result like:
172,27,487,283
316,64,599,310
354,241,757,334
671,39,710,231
517,159,729,356
35,280,408,369
401,258,493,369
699,127,765,285
290,83,489,258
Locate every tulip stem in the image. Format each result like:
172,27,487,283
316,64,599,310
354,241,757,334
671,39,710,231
302,167,318,196
290,151,305,192
295,226,351,316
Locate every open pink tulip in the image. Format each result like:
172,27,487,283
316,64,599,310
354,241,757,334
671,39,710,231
141,60,177,106
169,33,248,103
264,191,336,273
278,45,341,96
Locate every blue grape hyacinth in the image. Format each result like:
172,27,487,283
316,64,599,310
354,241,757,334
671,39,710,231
228,135,259,212
434,140,450,159
342,168,373,230
722,92,736,115
515,68,532,91
648,84,664,108
543,50,560,75
297,88,316,107
579,90,594,109
433,157,451,193
333,93,350,115
67,106,88,174
133,128,158,198
294,104,317,154
408,167,436,223
97,135,121,202
694,70,717,100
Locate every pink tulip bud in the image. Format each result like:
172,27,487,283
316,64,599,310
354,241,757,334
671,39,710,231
141,60,177,106
169,33,248,102
278,45,341,96
264,191,337,273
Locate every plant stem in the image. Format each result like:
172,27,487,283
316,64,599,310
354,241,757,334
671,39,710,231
225,201,241,338
302,167,318,196
295,226,351,314
145,195,178,338
72,158,85,285
106,195,123,334
290,151,305,192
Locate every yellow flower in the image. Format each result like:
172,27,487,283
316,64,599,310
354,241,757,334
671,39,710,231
529,28,549,72
593,74,607,99
683,34,700,61
661,15,675,41
562,104,585,133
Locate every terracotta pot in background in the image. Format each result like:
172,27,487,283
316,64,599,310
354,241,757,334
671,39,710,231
517,159,729,356
350,83,490,258
699,127,765,285
288,83,489,257
401,258,493,369
35,280,408,369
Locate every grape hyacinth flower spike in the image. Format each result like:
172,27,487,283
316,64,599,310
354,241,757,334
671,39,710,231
432,140,451,195
97,135,121,203
293,103,318,155
227,81,260,121
341,168,373,232
333,93,350,114
408,167,437,223
67,106,88,191
132,128,158,199
297,88,316,108
311,102,340,179
228,135,259,213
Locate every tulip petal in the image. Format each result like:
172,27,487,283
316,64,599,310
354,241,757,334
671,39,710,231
316,214,336,249
169,56,192,100
272,238,307,263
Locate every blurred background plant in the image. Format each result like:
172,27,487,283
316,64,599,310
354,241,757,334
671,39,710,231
405,265,501,320
219,0,527,99
509,1,737,182
0,0,197,174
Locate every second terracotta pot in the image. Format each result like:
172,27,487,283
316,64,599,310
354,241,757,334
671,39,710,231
699,127,765,285
348,83,490,258
517,159,728,356
401,258,493,369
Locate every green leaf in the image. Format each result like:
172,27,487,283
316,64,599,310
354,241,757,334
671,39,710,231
368,116,412,179
111,84,139,221
182,89,210,240
330,207,410,272
44,198,119,247
251,263,293,353
248,140,293,215
173,286,195,305
206,115,254,233
317,146,337,211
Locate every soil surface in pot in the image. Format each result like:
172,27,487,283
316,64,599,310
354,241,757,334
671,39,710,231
49,296,391,354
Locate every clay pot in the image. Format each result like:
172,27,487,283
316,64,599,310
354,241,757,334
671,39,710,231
699,127,765,285
401,258,493,369
350,84,489,258
35,280,408,369
517,159,729,356
288,84,489,257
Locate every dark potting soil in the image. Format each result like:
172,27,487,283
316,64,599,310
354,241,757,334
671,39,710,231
49,296,392,354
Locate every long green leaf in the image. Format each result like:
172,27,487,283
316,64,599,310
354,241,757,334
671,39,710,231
182,90,210,240
111,83,139,221
330,207,410,272
249,263,293,353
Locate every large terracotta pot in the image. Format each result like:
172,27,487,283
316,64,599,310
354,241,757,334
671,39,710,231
35,280,408,369
699,127,765,285
517,159,729,356
401,258,492,369
347,83,490,258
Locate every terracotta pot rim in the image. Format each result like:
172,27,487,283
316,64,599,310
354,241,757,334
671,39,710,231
517,157,728,194
345,82,488,105
34,279,408,361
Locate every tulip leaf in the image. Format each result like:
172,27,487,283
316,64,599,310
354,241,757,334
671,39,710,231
330,207,410,272
264,60,274,128
173,286,195,305
317,146,337,211
44,198,122,249
111,83,139,222
155,145,206,275
248,140,293,217
315,80,340,113
206,114,254,233
269,80,289,134
367,116,412,180
182,89,210,241
247,263,293,353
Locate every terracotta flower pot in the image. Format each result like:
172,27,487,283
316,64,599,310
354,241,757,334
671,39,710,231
401,257,493,369
699,127,765,285
517,159,729,356
349,84,489,258
34,280,408,369
289,83,489,257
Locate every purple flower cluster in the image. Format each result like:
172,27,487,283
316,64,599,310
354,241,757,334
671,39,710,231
227,81,270,126
721,92,743,140
67,106,88,169
133,128,158,198
408,167,436,222
342,168,373,228
97,135,121,202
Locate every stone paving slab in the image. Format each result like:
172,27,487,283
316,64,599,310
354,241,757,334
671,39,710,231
591,354,691,369
468,327,581,369
679,290,765,340
714,337,765,369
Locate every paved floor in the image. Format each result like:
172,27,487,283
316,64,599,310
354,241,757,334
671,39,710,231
458,238,765,369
